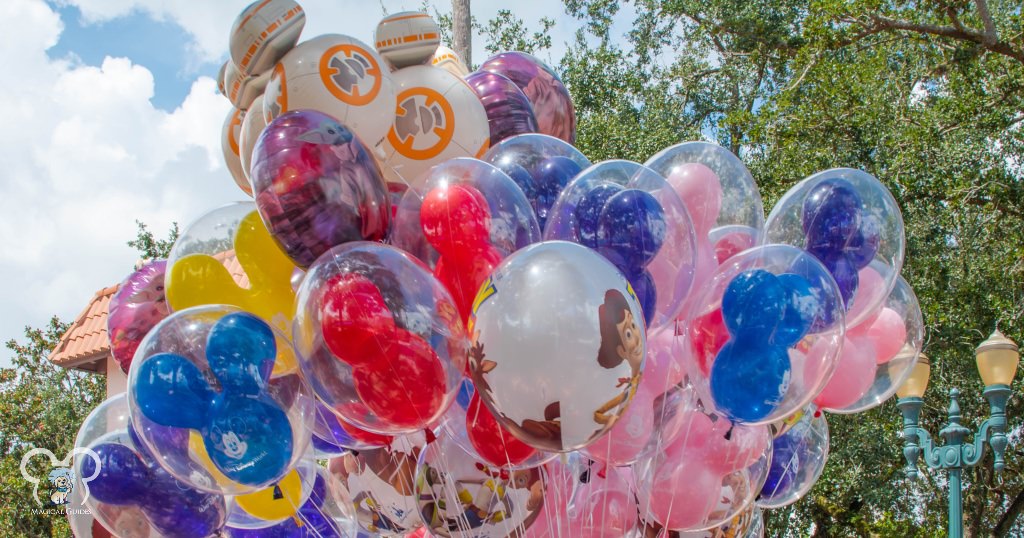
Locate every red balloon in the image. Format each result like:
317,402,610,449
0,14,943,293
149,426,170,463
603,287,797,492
321,273,395,366
420,183,492,254
689,308,729,375
353,329,447,429
435,246,503,322
340,416,394,446
466,392,537,466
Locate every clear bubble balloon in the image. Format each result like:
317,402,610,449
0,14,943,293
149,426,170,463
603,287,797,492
565,463,639,538
293,242,467,434
166,203,301,371
671,505,765,537
483,133,591,230
329,433,428,535
225,459,317,529
108,260,169,375
683,244,844,425
469,241,646,452
127,306,315,495
415,432,548,537
764,168,905,328
633,384,771,533
250,109,391,268
819,275,923,413
479,52,576,144
310,400,391,458
757,407,830,509
390,157,541,322
466,71,539,147
544,160,698,330
74,394,228,538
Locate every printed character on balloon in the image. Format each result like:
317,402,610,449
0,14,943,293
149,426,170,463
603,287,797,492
469,282,644,450
418,462,544,534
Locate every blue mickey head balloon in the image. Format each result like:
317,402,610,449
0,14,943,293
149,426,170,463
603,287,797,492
710,269,818,423
761,433,801,498
575,183,624,248
82,442,226,538
134,312,294,487
532,156,583,227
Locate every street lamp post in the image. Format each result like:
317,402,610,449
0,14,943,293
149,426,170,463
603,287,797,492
896,329,1020,538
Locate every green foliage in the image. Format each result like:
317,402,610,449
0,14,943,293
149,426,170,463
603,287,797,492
485,0,1024,535
0,317,104,537
126,220,179,261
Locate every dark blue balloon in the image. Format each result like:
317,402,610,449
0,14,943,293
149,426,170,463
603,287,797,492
496,162,537,203
203,395,293,486
761,434,800,499
811,248,859,307
206,312,277,395
721,270,786,340
532,156,582,226
628,269,657,327
84,442,226,538
847,215,880,268
710,341,790,422
596,189,666,273
135,353,214,429
574,183,624,248
801,179,862,236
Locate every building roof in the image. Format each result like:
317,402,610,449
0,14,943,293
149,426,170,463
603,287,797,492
48,253,248,372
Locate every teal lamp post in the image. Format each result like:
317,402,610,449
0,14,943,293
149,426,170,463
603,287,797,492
896,330,1020,538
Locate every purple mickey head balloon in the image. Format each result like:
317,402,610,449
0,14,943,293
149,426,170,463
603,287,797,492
466,71,539,146
480,52,577,144
250,110,390,268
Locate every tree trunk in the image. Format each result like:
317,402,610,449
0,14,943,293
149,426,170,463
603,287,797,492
993,487,1024,537
452,0,472,67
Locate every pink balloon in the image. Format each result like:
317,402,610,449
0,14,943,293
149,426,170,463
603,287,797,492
571,468,639,538
523,460,576,538
664,410,716,460
704,421,770,475
585,384,655,466
666,163,723,235
639,461,719,531
849,307,906,364
813,337,877,409
846,266,887,323
644,328,687,391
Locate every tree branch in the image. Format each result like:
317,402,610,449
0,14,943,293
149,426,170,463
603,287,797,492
864,13,1024,64
973,0,998,45
993,487,1024,536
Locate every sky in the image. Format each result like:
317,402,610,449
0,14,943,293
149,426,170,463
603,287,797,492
0,0,635,365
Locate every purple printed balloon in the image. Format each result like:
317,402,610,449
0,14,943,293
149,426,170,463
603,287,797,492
480,52,577,144
250,110,390,268
466,71,539,146
108,260,169,374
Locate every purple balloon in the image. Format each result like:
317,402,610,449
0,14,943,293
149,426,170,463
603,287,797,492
466,71,539,146
480,52,577,144
108,260,169,374
250,110,390,268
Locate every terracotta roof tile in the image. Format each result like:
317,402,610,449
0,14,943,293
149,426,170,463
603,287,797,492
49,255,249,370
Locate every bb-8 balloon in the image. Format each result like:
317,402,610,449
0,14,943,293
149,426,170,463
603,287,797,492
217,61,228,96
221,106,250,195
263,34,396,147
430,44,469,77
229,0,306,76
375,65,490,186
224,61,271,110
374,11,440,69
239,93,268,185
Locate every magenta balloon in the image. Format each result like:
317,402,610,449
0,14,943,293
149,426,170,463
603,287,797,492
465,71,539,146
108,260,169,374
480,52,577,144
250,110,390,268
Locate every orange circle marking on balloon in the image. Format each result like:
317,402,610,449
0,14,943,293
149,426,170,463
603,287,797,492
228,109,243,156
386,86,455,161
319,43,383,106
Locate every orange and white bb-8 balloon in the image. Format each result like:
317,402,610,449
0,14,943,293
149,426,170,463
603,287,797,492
375,65,490,186
374,11,440,69
229,0,306,76
263,34,396,147
221,107,250,195
431,45,469,77
224,61,271,110
239,93,269,186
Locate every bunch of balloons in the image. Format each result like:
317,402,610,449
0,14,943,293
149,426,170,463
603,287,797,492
68,2,929,537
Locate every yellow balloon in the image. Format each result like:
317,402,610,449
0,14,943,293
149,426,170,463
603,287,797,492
188,431,240,489
235,469,304,521
167,210,298,373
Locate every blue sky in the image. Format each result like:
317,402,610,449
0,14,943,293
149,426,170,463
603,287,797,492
47,2,221,111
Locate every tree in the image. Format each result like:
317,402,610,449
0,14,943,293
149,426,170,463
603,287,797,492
452,0,472,67
0,223,179,537
483,1,1023,535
